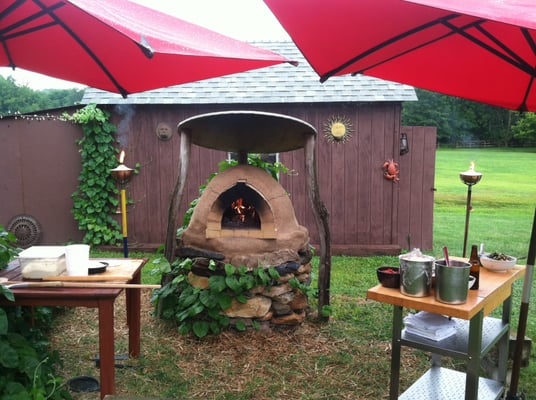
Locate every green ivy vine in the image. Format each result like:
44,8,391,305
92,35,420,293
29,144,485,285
63,104,122,246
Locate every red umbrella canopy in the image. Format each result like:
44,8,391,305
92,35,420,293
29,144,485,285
1,0,293,97
264,0,536,111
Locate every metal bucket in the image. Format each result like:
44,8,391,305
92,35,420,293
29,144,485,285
434,259,471,304
399,253,435,297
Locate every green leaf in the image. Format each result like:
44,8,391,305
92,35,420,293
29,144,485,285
178,322,191,335
209,276,227,292
192,321,209,338
235,320,247,331
224,263,236,276
256,268,269,285
0,340,19,368
199,290,217,308
225,275,241,292
236,294,248,304
238,274,255,290
217,293,232,310
178,287,198,308
268,267,281,280
321,305,333,317
187,303,205,317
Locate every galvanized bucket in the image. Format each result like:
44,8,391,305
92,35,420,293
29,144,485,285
434,259,471,304
399,253,435,297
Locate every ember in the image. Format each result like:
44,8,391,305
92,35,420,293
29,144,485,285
222,197,260,228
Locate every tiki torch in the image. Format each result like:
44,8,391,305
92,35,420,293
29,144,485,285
111,150,133,258
459,162,482,258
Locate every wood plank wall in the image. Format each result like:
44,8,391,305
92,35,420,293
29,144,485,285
0,104,436,254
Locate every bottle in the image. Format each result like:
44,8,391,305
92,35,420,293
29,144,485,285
469,244,480,290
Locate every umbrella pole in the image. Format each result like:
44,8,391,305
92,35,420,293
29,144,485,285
506,207,536,400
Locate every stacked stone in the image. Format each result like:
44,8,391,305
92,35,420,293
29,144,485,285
183,247,313,327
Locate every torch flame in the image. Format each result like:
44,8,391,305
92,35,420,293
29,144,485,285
119,150,125,164
469,161,475,171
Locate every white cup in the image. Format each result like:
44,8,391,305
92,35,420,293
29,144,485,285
65,244,90,276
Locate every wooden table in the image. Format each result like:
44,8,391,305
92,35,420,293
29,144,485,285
0,258,148,400
367,260,525,400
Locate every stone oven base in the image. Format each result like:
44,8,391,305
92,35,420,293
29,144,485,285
185,256,313,327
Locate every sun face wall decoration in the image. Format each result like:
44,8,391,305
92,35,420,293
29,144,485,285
323,115,353,143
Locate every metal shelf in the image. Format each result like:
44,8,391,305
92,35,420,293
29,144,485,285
399,367,504,400
401,317,508,360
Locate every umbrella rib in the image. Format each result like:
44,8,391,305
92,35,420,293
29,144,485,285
442,19,536,77
0,0,63,68
320,14,460,82
32,0,129,97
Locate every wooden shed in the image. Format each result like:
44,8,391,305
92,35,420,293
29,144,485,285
0,41,437,255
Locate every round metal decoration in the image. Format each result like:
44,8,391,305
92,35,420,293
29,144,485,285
7,215,42,248
323,115,353,143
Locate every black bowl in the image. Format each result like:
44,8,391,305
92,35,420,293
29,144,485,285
88,261,108,275
376,266,400,288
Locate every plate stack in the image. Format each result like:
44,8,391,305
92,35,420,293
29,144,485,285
403,311,456,341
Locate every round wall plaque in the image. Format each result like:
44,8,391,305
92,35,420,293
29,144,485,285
323,115,353,143
156,122,173,141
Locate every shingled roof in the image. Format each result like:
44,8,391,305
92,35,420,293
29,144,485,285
81,41,417,105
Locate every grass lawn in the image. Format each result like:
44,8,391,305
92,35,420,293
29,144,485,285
55,147,535,399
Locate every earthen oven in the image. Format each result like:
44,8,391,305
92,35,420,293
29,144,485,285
165,111,331,325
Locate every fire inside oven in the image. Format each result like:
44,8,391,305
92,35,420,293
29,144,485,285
220,182,262,229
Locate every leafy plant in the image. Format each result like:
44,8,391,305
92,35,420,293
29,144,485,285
151,257,282,338
0,306,71,399
63,104,122,246
0,225,20,270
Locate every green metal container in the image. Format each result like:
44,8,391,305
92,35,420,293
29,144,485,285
435,259,471,304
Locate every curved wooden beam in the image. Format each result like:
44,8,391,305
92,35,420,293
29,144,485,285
304,134,331,319
164,128,191,262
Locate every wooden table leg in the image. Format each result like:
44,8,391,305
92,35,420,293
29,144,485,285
98,299,116,399
126,270,141,357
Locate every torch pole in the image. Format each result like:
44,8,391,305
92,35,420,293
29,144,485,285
462,184,473,258
120,188,128,258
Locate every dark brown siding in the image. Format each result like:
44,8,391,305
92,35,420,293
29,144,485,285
397,126,437,251
0,117,84,244
0,104,436,254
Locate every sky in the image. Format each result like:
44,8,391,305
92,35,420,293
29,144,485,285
0,0,290,90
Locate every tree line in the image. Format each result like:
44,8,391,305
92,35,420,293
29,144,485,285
1,75,535,146
402,88,536,146
0,75,83,116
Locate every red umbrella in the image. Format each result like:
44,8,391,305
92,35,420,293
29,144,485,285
264,0,536,111
1,0,293,97
264,1,535,398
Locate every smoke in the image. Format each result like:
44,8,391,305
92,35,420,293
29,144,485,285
114,104,136,148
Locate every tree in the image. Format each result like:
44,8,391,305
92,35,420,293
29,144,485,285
512,112,536,143
402,88,520,146
0,75,83,115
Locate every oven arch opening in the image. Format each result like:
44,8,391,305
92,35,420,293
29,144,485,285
206,181,276,239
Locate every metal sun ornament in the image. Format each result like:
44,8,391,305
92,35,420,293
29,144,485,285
323,115,353,143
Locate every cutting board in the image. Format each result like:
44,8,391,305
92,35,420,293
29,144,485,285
42,259,142,282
